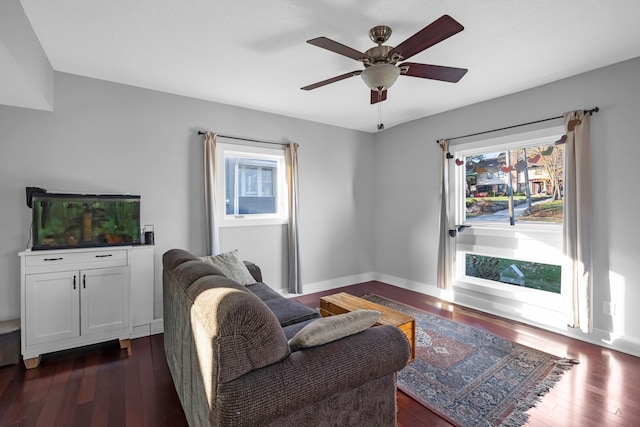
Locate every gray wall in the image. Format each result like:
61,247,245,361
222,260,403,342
2,58,638,356
373,56,640,354
0,72,375,320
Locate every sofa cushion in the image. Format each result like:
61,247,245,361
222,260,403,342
171,259,226,290
243,261,263,283
163,248,199,270
281,318,317,340
288,309,381,351
262,297,321,327
201,250,256,285
245,282,282,302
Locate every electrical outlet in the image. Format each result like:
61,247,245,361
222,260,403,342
603,301,615,316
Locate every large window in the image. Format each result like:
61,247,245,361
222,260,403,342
216,142,287,226
451,127,567,325
464,145,564,227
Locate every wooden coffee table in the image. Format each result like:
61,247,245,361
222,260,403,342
319,292,415,362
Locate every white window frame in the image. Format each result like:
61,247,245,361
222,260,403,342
449,126,569,327
216,142,288,227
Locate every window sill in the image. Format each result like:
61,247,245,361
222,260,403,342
219,217,288,228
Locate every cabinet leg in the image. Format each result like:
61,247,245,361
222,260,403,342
119,338,132,356
24,356,41,369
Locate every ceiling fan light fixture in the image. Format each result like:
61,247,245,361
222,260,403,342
302,15,467,104
361,63,401,91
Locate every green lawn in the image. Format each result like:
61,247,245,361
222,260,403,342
519,200,563,222
466,254,561,294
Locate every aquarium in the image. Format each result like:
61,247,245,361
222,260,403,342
30,192,141,250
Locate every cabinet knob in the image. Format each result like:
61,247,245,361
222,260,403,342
73,275,76,290
44,257,63,261
95,254,113,258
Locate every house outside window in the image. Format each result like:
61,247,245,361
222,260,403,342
450,126,568,328
216,142,287,227
225,157,277,215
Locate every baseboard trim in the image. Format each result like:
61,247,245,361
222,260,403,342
371,272,455,302
131,319,164,338
294,271,639,358
453,292,640,358
130,324,151,339
150,318,164,335
282,272,377,298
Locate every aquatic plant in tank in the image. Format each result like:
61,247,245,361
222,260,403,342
30,192,141,250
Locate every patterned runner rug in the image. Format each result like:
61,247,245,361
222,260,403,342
362,294,577,427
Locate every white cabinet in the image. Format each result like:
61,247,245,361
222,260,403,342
19,246,149,368
81,267,130,335
25,271,80,345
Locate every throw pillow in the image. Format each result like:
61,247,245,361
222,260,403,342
200,250,256,285
288,309,381,351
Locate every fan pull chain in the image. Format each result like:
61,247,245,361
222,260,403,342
377,90,384,131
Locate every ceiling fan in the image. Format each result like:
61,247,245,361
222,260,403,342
301,15,468,104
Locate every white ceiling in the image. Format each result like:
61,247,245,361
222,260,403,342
17,0,640,133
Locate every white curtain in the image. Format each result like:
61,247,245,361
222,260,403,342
563,111,593,333
203,132,220,255
285,142,302,293
437,139,453,290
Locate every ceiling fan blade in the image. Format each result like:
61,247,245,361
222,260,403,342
370,90,387,104
301,70,362,91
389,15,464,61
401,62,468,83
307,37,371,62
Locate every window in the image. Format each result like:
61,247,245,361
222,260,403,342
225,157,277,214
462,142,564,226
465,254,561,294
217,142,288,226
450,126,567,326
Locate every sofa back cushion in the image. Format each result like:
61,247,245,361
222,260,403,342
163,248,202,270
171,260,226,290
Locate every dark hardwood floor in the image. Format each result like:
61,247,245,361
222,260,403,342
0,333,186,427
1,281,638,426
295,282,640,427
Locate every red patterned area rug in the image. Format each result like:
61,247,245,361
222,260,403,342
363,294,578,427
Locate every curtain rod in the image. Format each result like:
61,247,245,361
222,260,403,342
436,107,599,144
197,131,289,146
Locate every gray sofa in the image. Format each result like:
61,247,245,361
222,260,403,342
163,249,411,427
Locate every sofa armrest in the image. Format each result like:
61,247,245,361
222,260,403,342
243,261,263,282
215,324,410,426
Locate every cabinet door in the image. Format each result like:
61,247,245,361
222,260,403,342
25,271,80,345
80,266,130,336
